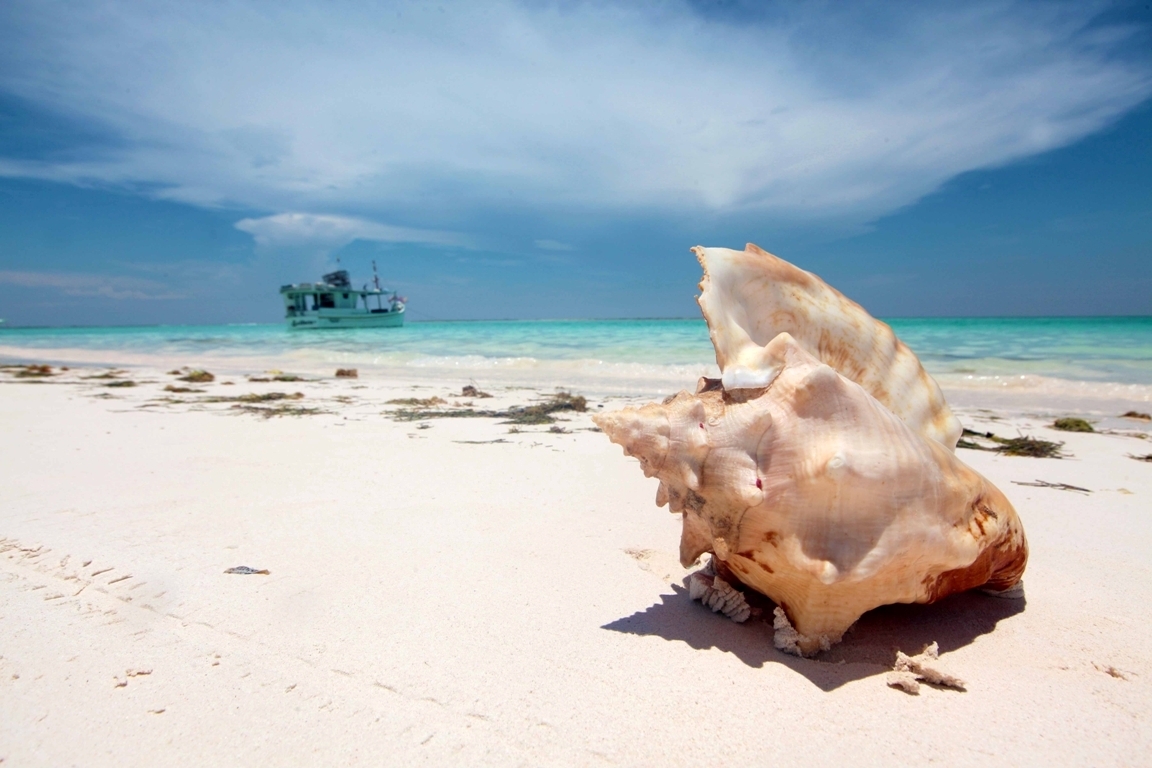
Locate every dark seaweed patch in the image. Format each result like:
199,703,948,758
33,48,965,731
387,391,587,425
1052,417,1093,433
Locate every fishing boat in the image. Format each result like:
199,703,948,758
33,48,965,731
280,263,406,329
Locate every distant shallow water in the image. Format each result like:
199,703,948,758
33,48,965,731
1,317,1150,400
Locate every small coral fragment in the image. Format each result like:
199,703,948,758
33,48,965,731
686,562,750,623
886,642,966,694
886,671,921,694
772,608,832,657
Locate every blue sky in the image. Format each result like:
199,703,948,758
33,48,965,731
0,0,1150,325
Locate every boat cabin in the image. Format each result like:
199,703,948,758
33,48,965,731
279,269,406,329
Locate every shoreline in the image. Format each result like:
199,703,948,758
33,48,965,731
2,344,1151,409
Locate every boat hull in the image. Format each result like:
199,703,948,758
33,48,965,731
287,310,405,329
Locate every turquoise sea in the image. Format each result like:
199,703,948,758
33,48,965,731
2,317,1151,398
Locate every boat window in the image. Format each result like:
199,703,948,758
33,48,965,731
319,293,336,309
342,293,349,299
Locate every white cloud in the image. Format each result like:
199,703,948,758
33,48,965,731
0,270,185,300
0,0,1148,233
234,213,469,250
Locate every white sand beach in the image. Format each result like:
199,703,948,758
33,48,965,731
2,363,1151,766
4,0,1151,763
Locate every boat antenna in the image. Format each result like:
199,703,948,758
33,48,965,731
372,260,382,291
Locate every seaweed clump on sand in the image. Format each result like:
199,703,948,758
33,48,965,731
104,380,137,388
155,390,318,418
995,436,1065,458
229,396,322,418
462,384,493,399
505,392,587,425
235,392,304,403
179,369,215,383
1052,417,1094,433
387,390,588,425
164,385,203,393
956,428,996,451
387,396,447,407
232,404,323,418
957,428,1065,458
335,368,358,378
249,373,306,383
84,369,128,380
1121,411,1151,422
8,364,55,378
1129,453,1152,463
202,392,304,404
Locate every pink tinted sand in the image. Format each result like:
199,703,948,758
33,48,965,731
1,365,1150,765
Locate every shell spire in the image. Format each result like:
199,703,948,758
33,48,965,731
694,243,962,450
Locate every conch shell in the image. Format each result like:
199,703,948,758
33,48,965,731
694,244,962,450
595,249,1027,656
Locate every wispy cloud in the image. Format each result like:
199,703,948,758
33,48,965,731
234,213,470,250
0,270,185,300
0,0,1148,233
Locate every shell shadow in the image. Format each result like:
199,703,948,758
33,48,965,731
601,584,1026,692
